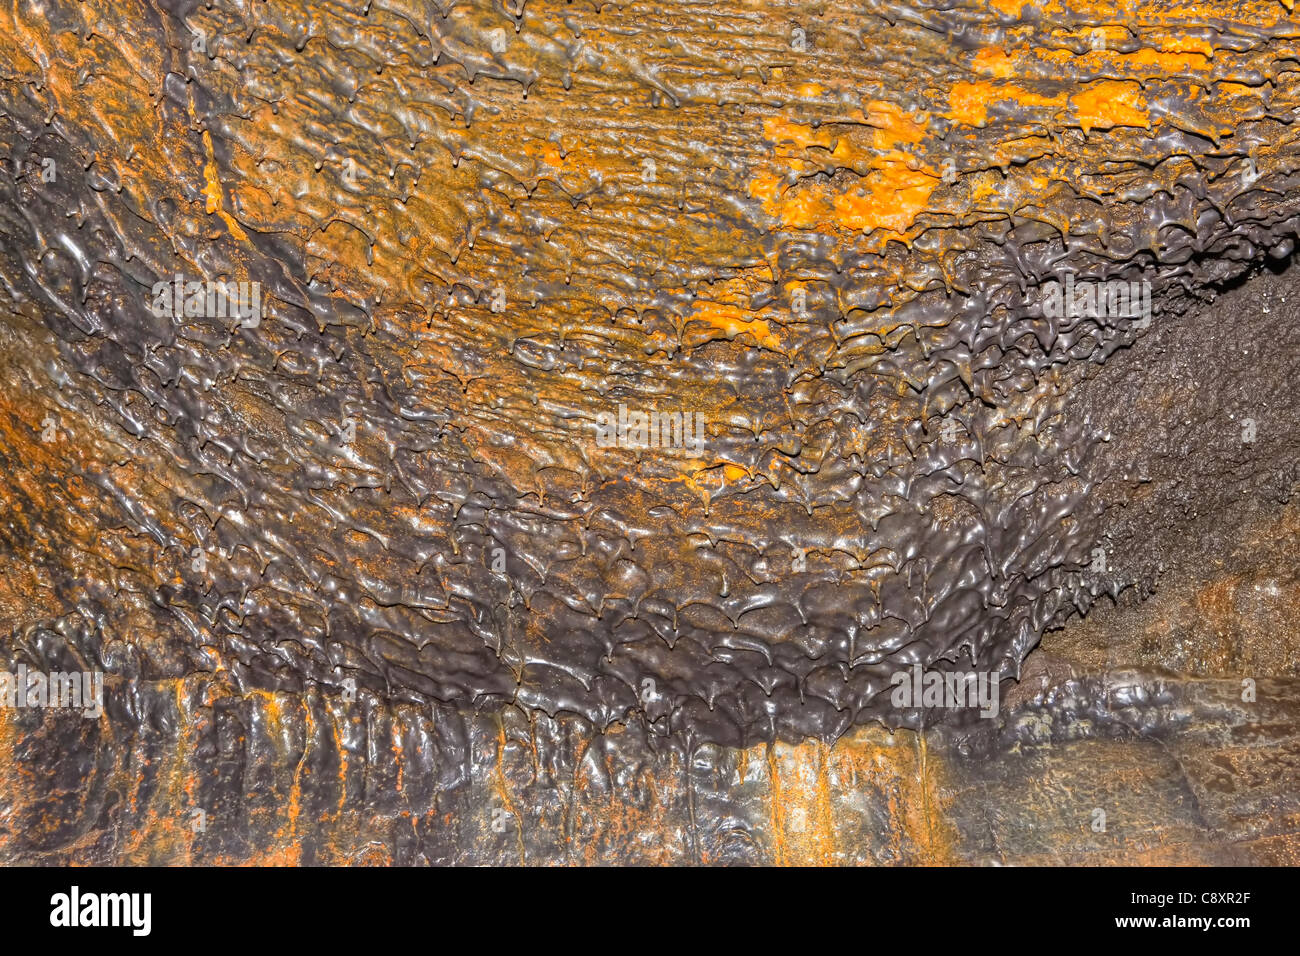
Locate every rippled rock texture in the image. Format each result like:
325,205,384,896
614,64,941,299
1,0,1299,863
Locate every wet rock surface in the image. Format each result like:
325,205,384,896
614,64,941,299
1,0,1298,863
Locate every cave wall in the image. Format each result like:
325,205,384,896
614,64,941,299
1,0,1299,863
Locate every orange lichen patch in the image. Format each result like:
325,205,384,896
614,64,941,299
989,0,1027,16
947,81,990,126
860,102,938,234
762,116,834,152
1219,82,1261,97
948,80,1066,127
866,100,928,151
749,177,819,227
753,104,940,240
539,141,565,169
833,164,939,235
686,300,781,351
1071,81,1151,132
1159,36,1215,57
948,77,1150,134
201,131,249,241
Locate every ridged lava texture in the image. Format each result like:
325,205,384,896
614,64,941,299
2,0,1299,748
